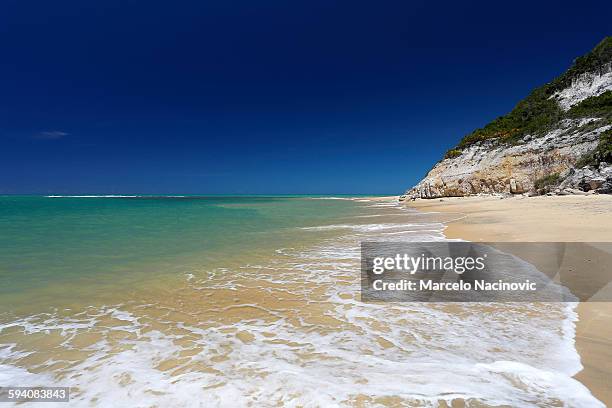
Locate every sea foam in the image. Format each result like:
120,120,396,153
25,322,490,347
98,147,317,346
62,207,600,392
0,200,602,407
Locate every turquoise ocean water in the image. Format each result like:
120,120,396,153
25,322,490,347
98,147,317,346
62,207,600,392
0,195,602,407
0,195,363,312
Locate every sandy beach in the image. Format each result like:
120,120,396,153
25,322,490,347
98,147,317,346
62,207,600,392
408,195,612,406
1,195,607,406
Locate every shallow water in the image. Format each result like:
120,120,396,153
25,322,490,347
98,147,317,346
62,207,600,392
0,196,602,407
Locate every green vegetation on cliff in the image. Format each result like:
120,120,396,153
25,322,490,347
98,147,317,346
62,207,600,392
554,37,612,90
567,90,612,119
452,37,612,152
534,173,560,191
457,87,563,148
444,149,463,159
576,129,612,167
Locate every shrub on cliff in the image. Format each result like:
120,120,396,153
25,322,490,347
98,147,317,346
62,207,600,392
598,129,612,163
457,87,564,149
534,173,561,193
576,129,612,167
444,149,463,159
567,90,612,119
455,37,612,150
551,37,612,91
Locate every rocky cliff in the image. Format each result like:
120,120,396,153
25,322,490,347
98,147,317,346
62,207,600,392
405,37,612,199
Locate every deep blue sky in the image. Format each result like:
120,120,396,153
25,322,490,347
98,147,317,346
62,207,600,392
1,0,610,194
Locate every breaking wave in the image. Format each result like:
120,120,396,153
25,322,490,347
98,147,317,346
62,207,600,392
0,199,601,407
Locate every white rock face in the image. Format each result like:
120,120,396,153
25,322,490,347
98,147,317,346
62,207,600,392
406,52,612,199
551,63,612,110
406,121,611,199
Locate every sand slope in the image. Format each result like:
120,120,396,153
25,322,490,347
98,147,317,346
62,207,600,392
408,195,612,406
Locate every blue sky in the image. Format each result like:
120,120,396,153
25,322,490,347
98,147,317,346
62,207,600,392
1,0,610,194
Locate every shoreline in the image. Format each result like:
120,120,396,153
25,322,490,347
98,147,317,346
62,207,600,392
407,195,612,406
1,195,607,405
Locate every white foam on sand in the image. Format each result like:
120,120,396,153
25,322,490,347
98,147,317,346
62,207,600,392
0,201,602,407
301,222,443,233
0,297,597,406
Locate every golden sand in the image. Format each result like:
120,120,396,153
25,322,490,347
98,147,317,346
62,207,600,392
1,196,602,405
408,194,612,405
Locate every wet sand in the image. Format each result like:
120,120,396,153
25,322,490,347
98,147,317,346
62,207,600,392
2,195,605,405
408,194,612,406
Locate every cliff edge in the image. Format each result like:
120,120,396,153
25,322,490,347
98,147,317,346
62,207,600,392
405,37,612,200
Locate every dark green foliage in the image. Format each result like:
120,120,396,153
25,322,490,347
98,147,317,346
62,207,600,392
444,149,463,159
575,152,597,168
598,129,612,163
550,37,612,91
455,37,612,150
567,90,612,118
534,173,560,190
457,87,564,148
574,129,612,168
